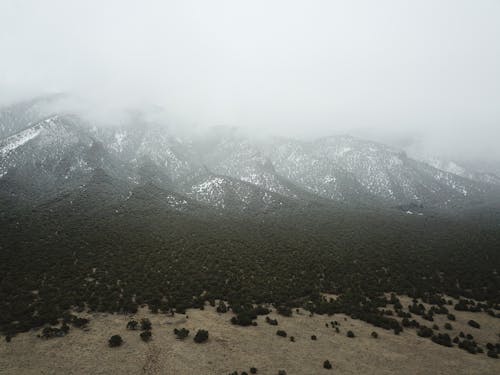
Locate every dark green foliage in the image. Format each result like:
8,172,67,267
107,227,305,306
140,318,152,331
174,328,189,340
140,330,152,342
1,179,500,340
231,309,258,326
108,334,123,347
276,306,292,317
276,330,287,338
323,360,332,369
126,320,138,330
417,326,433,338
40,326,67,339
458,339,478,354
216,301,228,313
347,330,355,338
265,317,278,326
468,320,480,329
431,333,452,347
487,350,499,359
194,329,209,343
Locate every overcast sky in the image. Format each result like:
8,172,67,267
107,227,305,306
1,0,499,161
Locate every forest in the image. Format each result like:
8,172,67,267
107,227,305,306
1,179,499,355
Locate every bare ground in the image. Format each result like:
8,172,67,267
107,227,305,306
1,298,499,375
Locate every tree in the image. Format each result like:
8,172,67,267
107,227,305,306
108,334,123,347
194,329,209,343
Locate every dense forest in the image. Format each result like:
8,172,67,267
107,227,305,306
1,174,500,354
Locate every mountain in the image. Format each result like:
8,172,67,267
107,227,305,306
1,99,499,213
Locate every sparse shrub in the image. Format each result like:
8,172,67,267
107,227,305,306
347,330,355,338
487,350,499,359
140,330,152,342
468,320,480,329
250,367,258,374
323,360,332,369
108,334,123,347
290,336,295,342
174,327,190,339
311,335,317,340
371,331,378,338
265,316,278,326
444,323,452,330
276,306,292,317
417,326,433,338
447,314,456,321
194,329,209,343
139,318,152,331
126,320,138,330
276,330,287,338
217,301,228,313
431,333,452,347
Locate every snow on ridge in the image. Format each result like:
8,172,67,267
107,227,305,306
0,126,41,156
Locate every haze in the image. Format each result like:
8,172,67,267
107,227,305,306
1,0,499,164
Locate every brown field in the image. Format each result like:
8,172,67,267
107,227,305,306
1,296,499,375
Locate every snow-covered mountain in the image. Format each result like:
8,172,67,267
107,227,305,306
1,100,499,212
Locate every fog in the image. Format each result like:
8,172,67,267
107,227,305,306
1,0,499,163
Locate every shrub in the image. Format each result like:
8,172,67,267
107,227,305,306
347,331,355,338
468,320,480,329
140,330,152,342
371,331,378,338
431,333,452,347
311,335,317,340
126,320,138,330
194,329,209,343
323,360,332,369
444,323,452,330
216,301,228,313
417,326,433,338
250,367,258,374
276,330,287,338
290,336,295,342
487,350,498,359
108,335,123,347
140,318,152,331
276,306,292,317
174,328,190,339
265,316,278,326
447,314,456,321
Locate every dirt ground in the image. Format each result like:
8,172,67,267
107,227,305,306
1,296,499,375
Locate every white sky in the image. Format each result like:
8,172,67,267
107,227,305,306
1,0,499,161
